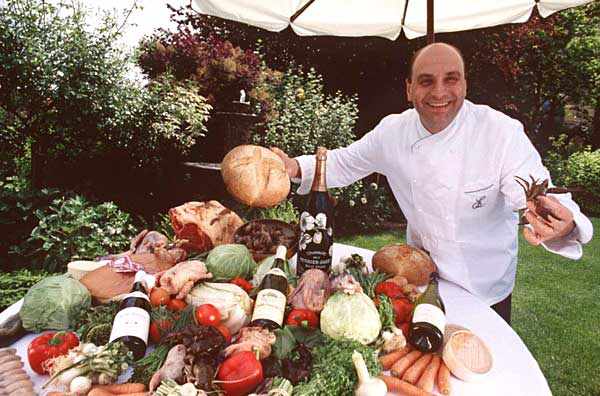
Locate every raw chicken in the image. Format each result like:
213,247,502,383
156,260,213,299
149,344,187,391
223,327,276,360
289,269,332,312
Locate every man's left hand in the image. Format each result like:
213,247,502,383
523,195,576,246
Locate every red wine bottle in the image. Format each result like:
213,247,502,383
408,272,446,353
108,271,153,360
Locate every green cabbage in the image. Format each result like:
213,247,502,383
320,291,381,345
205,244,256,282
20,274,91,332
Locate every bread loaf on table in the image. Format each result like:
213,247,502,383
221,145,290,208
169,201,244,252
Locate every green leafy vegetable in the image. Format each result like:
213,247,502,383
293,337,382,396
20,274,91,332
347,268,389,299
72,302,119,345
377,295,396,331
320,291,381,345
205,244,256,281
130,344,170,384
274,326,326,360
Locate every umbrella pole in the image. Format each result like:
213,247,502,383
427,0,435,43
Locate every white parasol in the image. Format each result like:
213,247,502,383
191,0,593,42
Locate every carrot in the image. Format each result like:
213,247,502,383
379,375,434,396
89,388,116,396
417,355,441,392
391,350,423,377
96,383,146,394
437,360,452,395
402,353,433,384
379,345,412,370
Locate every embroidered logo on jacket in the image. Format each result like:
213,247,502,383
472,196,487,209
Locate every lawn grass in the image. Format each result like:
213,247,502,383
339,218,600,396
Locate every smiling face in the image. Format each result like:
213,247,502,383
406,43,467,133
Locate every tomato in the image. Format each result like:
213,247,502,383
217,351,263,396
149,319,173,343
167,298,187,311
230,277,253,293
195,304,221,326
375,281,404,299
285,308,319,328
150,287,171,306
27,331,79,374
215,324,232,343
392,298,414,324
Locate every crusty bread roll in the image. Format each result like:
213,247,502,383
372,244,437,286
221,145,290,208
169,201,244,252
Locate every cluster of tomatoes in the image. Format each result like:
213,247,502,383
373,281,415,336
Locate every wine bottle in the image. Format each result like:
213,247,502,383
297,147,334,276
408,272,446,353
250,245,288,330
109,270,154,360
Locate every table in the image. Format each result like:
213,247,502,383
1,243,552,395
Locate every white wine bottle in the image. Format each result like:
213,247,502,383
408,272,446,353
297,147,334,276
109,270,154,360
250,245,288,330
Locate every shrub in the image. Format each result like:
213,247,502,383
13,196,137,272
0,269,49,311
238,199,300,224
563,148,600,215
252,68,359,156
0,175,61,271
544,133,586,186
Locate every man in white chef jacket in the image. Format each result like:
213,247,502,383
272,43,594,324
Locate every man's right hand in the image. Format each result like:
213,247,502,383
270,147,301,179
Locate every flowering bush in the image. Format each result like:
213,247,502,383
138,31,280,121
12,196,137,272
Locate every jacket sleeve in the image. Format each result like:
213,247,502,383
294,117,390,195
498,121,593,259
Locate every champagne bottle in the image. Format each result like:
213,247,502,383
250,245,289,330
408,272,446,353
109,270,154,360
297,147,334,276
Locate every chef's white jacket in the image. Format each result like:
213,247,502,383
295,100,594,305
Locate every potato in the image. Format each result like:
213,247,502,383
372,244,437,286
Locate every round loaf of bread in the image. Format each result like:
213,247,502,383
221,145,290,207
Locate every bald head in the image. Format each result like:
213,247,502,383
408,43,465,82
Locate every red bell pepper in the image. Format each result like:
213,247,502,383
285,308,319,328
230,277,253,293
216,350,263,396
375,281,404,299
392,298,414,325
27,331,79,374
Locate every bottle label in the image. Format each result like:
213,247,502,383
109,307,150,343
298,211,333,274
266,268,288,279
251,289,286,326
121,291,150,302
412,303,446,333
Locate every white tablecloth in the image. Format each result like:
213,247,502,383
1,243,551,396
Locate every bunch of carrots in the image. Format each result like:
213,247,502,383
47,383,147,396
378,346,451,396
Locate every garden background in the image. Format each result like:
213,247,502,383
0,1,598,394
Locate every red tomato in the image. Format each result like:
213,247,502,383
230,277,253,293
399,322,410,338
195,304,221,326
285,308,319,328
149,319,173,343
217,351,263,396
167,298,187,311
392,298,414,324
27,331,79,374
215,324,232,343
150,287,171,306
375,281,404,299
